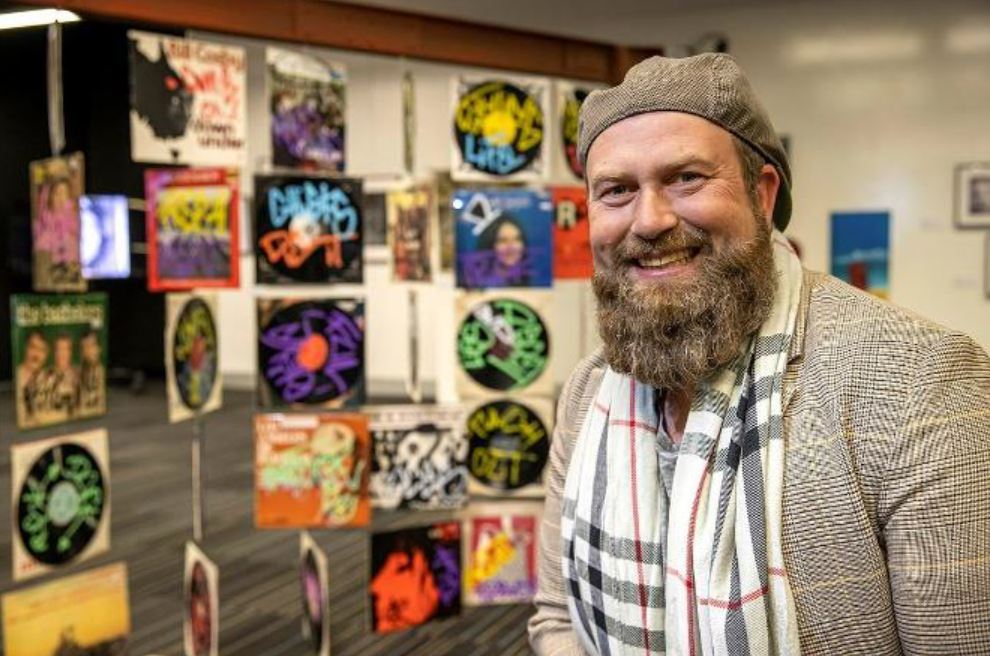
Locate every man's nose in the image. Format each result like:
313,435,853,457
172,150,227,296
630,186,678,241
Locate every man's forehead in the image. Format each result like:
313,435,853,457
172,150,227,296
586,111,735,173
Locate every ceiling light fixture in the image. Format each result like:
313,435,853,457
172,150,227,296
0,8,81,31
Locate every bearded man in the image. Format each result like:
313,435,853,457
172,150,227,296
529,54,990,655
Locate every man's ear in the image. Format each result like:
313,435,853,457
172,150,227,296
757,163,780,226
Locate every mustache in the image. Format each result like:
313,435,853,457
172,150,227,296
610,226,712,263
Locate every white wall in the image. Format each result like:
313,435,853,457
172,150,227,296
641,0,990,350
190,31,600,399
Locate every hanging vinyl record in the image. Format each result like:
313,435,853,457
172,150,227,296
299,531,330,656
166,293,222,423
257,298,365,408
559,83,590,180
254,175,364,285
451,77,548,181
11,429,111,581
455,291,553,399
466,398,551,498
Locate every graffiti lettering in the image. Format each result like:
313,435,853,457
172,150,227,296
267,182,358,235
261,307,362,403
459,248,543,288
458,299,548,391
431,544,461,607
157,189,230,236
454,83,543,151
258,231,343,270
463,134,527,176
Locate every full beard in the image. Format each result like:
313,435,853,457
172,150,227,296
592,218,777,392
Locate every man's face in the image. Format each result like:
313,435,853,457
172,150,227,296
24,334,49,370
585,111,779,390
586,111,768,282
81,335,100,363
54,338,73,370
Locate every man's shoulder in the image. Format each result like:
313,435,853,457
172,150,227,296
802,270,965,358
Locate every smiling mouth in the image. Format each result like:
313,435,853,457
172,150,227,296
635,247,700,270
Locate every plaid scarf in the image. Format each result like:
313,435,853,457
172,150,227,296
562,232,802,655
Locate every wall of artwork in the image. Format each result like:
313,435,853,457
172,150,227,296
633,0,990,351
188,30,601,399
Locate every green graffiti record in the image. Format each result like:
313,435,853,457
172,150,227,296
173,297,219,410
466,400,549,491
457,298,549,392
17,442,106,566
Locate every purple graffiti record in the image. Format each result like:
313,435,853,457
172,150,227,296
257,298,365,408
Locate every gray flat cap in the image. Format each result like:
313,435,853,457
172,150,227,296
578,53,792,230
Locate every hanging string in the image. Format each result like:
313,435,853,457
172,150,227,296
47,19,65,156
401,62,415,176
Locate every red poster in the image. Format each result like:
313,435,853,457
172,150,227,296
145,167,240,291
551,186,592,279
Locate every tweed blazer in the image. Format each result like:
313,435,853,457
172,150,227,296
529,270,990,655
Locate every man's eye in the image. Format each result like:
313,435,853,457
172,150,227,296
675,172,704,184
602,185,629,197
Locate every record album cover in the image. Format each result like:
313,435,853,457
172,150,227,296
11,293,108,430
299,532,331,656
387,186,432,283
255,413,371,528
369,521,461,633
30,152,86,292
465,397,552,498
166,293,222,423
451,77,548,182
454,188,553,289
368,405,467,510
557,82,591,181
462,503,541,605
267,47,346,172
129,30,247,166
145,167,240,291
11,429,111,582
257,297,365,409
184,541,219,656
830,211,890,299
254,174,363,285
80,194,131,279
455,291,552,399
551,186,593,279
2,562,130,656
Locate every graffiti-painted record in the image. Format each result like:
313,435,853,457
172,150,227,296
30,152,86,292
255,175,363,285
369,521,461,633
558,83,590,180
455,291,552,399
128,30,246,166
451,77,548,182
184,541,219,656
257,298,365,408
368,405,467,510
466,398,552,498
299,532,330,656
254,413,371,528
462,502,542,605
166,293,222,423
11,429,111,581
145,167,240,291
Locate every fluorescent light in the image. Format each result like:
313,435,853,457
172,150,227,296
0,9,81,30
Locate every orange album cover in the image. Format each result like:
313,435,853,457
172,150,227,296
254,412,371,528
551,186,592,279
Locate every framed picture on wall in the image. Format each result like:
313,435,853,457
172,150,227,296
954,163,990,229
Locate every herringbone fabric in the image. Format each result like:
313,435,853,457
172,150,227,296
530,271,990,655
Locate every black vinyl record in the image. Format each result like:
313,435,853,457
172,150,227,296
457,297,550,392
466,400,549,491
255,175,364,284
17,442,106,566
561,87,589,180
258,298,365,407
300,549,324,653
453,80,544,178
173,297,219,410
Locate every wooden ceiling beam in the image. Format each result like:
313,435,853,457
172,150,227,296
16,0,662,82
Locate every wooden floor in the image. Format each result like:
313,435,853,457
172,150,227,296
0,384,536,656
